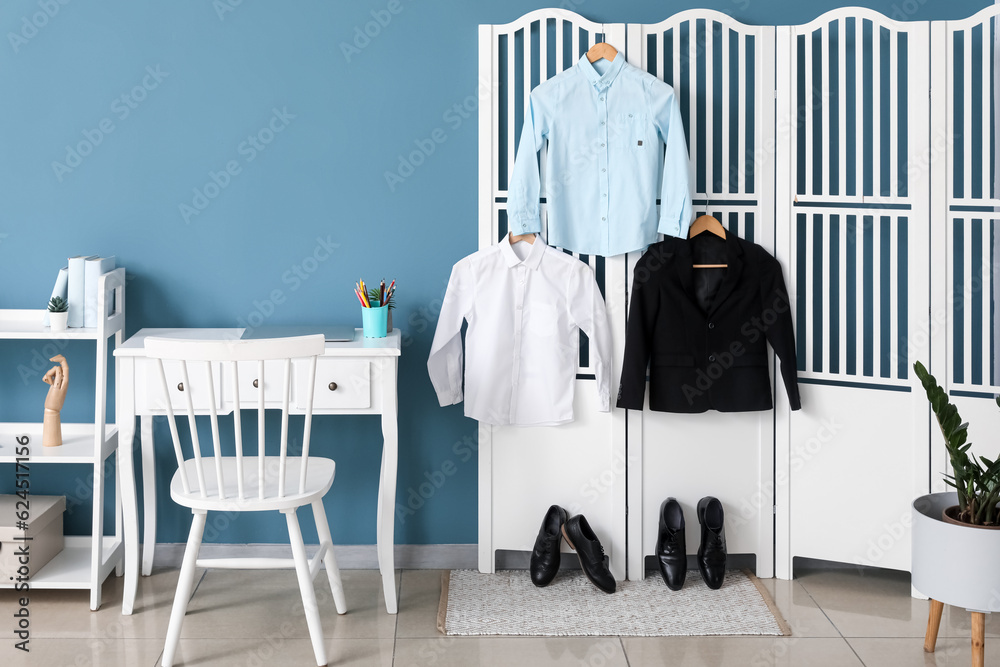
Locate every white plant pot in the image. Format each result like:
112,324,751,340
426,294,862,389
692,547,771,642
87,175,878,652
912,492,1000,612
48,311,68,332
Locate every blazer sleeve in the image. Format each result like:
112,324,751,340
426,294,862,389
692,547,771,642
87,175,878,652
760,253,802,411
616,256,661,410
427,258,475,406
568,262,612,411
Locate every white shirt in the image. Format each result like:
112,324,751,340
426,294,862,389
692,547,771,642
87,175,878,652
427,235,612,426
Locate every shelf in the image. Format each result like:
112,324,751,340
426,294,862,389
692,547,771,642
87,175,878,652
0,423,117,463
0,309,114,340
0,536,122,590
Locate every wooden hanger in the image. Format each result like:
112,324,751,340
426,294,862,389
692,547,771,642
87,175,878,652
508,231,535,245
689,214,727,269
586,42,618,63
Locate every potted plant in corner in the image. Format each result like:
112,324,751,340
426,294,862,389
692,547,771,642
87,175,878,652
47,296,68,332
912,361,1000,667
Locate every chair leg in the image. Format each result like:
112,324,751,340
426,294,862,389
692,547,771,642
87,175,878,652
286,508,327,667
162,511,207,667
312,499,347,614
972,611,985,667
924,598,944,653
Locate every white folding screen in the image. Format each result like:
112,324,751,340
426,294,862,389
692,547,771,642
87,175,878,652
477,10,629,579
478,7,993,581
624,11,777,580
775,9,931,576
932,6,1000,497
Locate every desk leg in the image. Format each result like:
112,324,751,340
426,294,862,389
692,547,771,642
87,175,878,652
118,357,139,615
378,357,398,614
141,416,156,576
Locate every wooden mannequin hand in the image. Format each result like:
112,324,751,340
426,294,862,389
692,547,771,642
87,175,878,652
43,354,69,412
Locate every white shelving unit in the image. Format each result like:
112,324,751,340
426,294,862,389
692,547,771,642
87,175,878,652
0,268,125,609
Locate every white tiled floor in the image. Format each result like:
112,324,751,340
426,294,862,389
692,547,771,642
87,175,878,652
1,566,996,666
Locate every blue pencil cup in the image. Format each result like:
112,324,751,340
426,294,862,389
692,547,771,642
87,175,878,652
362,304,389,338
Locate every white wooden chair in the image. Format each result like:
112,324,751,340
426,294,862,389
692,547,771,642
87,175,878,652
146,335,346,667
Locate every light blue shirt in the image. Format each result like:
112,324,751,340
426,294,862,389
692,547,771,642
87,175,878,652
508,55,693,257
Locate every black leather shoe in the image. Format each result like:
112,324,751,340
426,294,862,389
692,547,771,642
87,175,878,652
655,498,687,591
697,496,727,590
530,505,568,587
561,514,616,594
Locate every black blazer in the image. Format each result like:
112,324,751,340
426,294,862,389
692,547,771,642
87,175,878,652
617,233,801,413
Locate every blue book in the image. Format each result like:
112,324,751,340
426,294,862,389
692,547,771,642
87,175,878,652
66,255,96,328
84,256,116,328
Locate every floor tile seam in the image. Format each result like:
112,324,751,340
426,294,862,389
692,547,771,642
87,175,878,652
619,636,631,667
794,579,849,640
840,635,869,667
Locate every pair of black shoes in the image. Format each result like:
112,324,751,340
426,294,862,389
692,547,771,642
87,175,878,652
656,496,727,591
529,505,616,594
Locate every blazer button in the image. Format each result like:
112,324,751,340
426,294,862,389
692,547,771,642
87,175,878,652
709,355,716,362
708,322,715,329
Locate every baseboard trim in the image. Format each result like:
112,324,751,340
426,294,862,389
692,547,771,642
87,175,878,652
151,543,479,570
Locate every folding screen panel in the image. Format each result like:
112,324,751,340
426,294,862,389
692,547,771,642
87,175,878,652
624,11,777,579
477,10,628,578
775,9,931,576
930,7,1000,493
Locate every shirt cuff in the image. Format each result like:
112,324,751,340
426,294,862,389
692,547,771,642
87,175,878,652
435,388,463,407
657,214,687,239
509,212,542,234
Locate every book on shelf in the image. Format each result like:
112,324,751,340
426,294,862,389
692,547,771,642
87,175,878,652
83,256,116,328
66,255,96,328
43,266,68,326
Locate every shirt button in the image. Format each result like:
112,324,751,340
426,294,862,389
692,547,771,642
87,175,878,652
600,97,605,101
602,216,606,221
516,305,522,310
601,143,605,147
708,323,715,329
602,168,606,172
600,121,605,125
602,193,607,197
709,355,716,362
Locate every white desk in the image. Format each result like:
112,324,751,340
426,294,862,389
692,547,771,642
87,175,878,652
114,328,401,615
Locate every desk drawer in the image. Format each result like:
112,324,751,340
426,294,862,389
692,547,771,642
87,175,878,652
142,359,222,412
295,359,370,410
225,360,292,407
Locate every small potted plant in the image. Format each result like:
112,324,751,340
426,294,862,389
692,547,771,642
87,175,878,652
47,296,69,331
912,361,1000,664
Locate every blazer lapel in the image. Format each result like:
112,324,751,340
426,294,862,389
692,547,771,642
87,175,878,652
673,241,695,305
707,233,745,316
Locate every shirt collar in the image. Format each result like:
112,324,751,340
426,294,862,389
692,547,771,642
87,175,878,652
576,54,626,91
500,233,545,270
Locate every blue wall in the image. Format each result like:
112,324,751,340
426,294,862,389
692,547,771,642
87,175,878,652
0,0,988,545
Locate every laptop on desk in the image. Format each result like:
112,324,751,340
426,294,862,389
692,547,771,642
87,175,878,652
240,325,356,342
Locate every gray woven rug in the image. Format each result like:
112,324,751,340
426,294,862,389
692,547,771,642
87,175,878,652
438,569,791,637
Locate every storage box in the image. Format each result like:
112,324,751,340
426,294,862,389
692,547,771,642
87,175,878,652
0,495,65,581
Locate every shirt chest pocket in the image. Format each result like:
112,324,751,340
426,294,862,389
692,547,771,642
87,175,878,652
526,302,560,338
610,112,651,151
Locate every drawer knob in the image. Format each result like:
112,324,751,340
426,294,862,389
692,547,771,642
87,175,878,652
253,379,259,388
177,382,184,392
328,382,338,392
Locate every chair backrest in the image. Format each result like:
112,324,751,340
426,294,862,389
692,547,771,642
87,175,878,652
143,335,326,502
